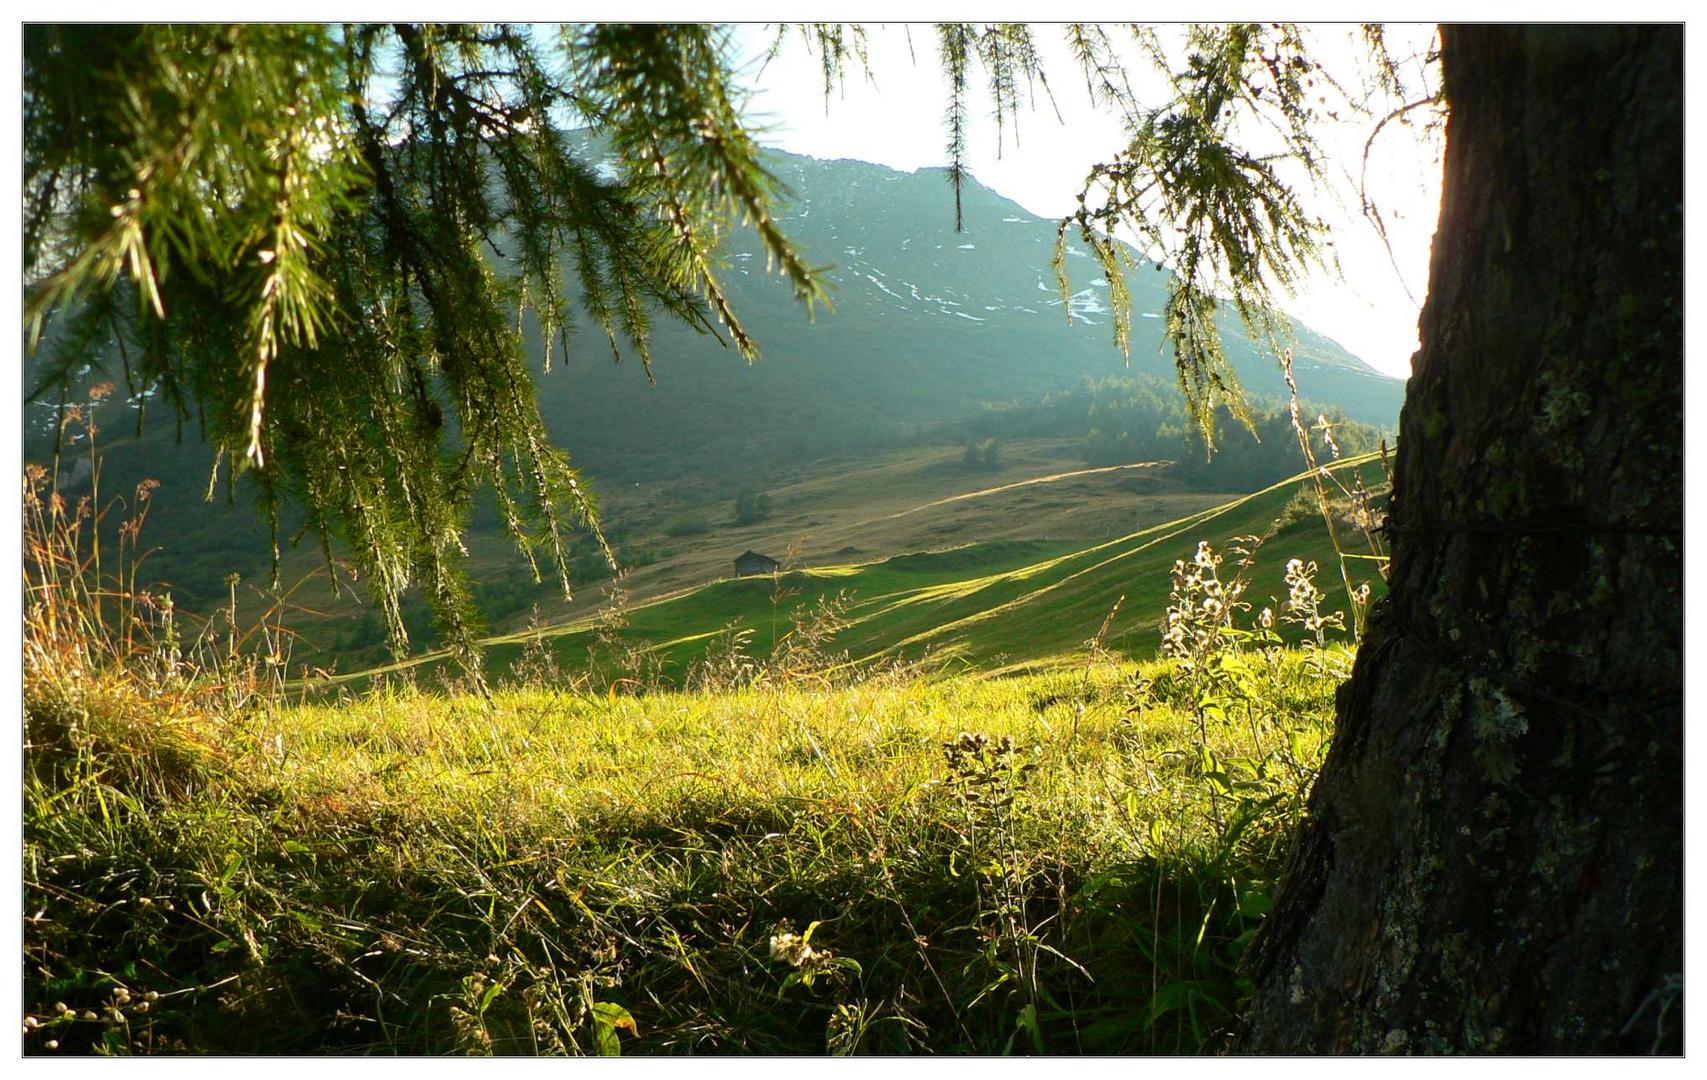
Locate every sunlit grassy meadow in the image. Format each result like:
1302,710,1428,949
23,450,1382,1055
25,645,1346,1054
335,452,1387,690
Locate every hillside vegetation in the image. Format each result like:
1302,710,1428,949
24,145,1401,648
24,458,1363,1053
332,452,1388,690
22,285,1392,1058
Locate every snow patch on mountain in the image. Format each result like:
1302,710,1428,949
864,274,909,304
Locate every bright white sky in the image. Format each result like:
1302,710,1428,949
730,23,1444,381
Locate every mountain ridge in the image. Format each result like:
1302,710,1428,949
531,142,1405,482
22,144,1406,630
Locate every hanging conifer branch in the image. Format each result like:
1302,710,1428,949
22,20,1418,668
22,23,830,675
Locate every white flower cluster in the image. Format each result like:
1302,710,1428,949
1282,558,1345,647
1161,542,1248,664
769,929,832,971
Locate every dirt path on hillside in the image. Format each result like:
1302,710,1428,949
569,457,1192,621
867,461,1172,523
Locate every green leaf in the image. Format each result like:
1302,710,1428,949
1146,979,1207,1026
831,956,863,978
1015,1002,1045,1054
1288,729,1312,759
591,1000,637,1056
1238,890,1273,918
1197,745,1220,774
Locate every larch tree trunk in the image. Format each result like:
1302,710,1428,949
1239,25,1682,1054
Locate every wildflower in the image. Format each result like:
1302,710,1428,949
768,930,830,970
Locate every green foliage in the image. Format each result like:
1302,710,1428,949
732,488,773,525
315,452,1386,692
23,21,1423,675
961,436,1003,471
24,24,829,672
789,20,1418,446
965,373,1386,489
21,427,1362,1055
1056,24,1348,446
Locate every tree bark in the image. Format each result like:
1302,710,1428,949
1240,25,1682,1054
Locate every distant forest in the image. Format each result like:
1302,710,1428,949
960,373,1389,490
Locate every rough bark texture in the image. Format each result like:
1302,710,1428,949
1239,26,1682,1054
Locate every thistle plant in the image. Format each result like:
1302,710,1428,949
1279,557,1354,676
1155,541,1266,828
1160,540,1253,672
1280,350,1390,641
768,921,862,997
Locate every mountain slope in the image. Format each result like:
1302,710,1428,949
24,147,1405,629
531,146,1406,481
325,451,1387,689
